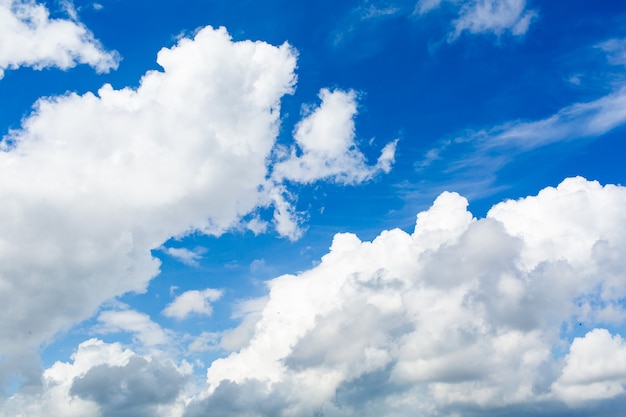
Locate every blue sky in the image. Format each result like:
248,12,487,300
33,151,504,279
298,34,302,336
2,0,626,415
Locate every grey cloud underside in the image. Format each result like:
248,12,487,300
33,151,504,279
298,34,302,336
70,356,188,417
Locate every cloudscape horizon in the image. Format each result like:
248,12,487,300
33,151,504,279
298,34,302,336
1,1,626,416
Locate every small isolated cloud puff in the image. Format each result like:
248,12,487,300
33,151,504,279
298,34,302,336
0,0,119,78
198,177,626,416
162,289,223,320
161,246,206,267
416,0,537,39
96,310,169,347
271,88,398,185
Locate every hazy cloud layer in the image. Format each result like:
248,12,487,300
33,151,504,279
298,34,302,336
0,0,118,78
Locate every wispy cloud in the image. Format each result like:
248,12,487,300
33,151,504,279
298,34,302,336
416,40,626,198
161,246,206,267
415,0,538,39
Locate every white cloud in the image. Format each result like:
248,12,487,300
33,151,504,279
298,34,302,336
0,22,395,387
416,45,626,198
0,338,189,417
0,25,297,377
416,0,537,39
597,38,626,67
553,329,626,404
187,331,221,353
360,4,400,20
3,177,626,416
487,87,626,149
452,0,537,38
96,309,169,347
0,0,118,78
161,246,206,267
162,289,223,320
272,88,398,185
415,0,443,14
191,177,626,415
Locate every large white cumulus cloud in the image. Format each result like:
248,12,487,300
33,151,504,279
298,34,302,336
0,23,395,384
191,177,626,416
0,25,296,365
0,0,118,78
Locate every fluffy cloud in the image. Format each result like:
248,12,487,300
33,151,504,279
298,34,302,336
96,309,170,347
2,177,625,416
0,25,295,376
416,0,537,38
553,329,626,404
163,289,223,320
0,338,189,417
0,22,394,389
0,0,118,78
272,88,397,185
186,177,626,416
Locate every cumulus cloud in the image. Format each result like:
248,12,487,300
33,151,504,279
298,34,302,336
416,0,537,39
553,329,626,404
162,289,223,320
0,338,189,417
272,88,398,185
0,0,118,78
70,356,189,417
96,309,170,347
186,177,626,416
0,23,396,388
0,25,296,377
2,177,626,416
